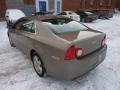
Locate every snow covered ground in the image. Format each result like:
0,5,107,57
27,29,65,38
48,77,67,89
0,13,120,90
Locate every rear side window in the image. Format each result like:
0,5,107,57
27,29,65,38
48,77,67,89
42,18,88,34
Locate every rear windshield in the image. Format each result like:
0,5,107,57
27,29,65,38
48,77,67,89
42,18,88,34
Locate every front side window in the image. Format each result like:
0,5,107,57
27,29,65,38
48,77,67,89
20,21,35,33
15,19,35,33
42,18,88,34
15,19,28,30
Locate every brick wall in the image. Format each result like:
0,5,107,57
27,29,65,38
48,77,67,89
0,0,6,19
62,0,116,11
24,0,35,5
5,0,24,9
62,0,82,11
116,0,120,9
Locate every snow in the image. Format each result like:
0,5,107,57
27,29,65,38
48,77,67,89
0,13,120,90
6,9,25,22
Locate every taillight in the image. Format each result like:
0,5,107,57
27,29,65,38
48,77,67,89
102,36,106,46
65,45,83,60
65,45,76,60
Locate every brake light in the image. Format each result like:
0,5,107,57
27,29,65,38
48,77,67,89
102,36,106,46
65,45,83,60
65,45,76,60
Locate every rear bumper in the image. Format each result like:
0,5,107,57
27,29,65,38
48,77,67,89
49,45,107,80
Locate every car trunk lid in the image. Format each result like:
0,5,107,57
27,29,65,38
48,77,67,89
58,30,105,56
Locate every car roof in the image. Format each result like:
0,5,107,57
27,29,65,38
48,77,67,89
21,15,71,21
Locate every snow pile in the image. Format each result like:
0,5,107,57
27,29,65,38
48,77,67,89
6,9,25,22
0,13,120,90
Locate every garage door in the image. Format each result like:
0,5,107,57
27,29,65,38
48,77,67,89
0,0,6,18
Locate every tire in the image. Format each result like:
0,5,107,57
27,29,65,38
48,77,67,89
31,52,46,77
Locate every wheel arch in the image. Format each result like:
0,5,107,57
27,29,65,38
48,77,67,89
30,49,45,65
30,49,36,60
30,49,47,77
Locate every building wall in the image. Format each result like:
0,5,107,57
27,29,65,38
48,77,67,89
83,0,100,10
31,0,117,10
62,0,116,11
5,0,24,9
49,0,55,11
62,0,82,11
5,0,36,16
99,0,116,9
22,0,36,15
116,0,120,9
0,0,6,19
0,0,118,18
24,0,35,5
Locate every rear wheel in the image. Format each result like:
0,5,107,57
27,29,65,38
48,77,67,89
31,52,46,77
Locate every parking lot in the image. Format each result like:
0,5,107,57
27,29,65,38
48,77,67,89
0,13,120,90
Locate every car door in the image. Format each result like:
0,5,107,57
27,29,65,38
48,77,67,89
8,19,27,49
15,20,36,55
9,19,28,49
10,19,35,55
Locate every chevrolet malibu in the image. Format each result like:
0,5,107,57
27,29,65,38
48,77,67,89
8,16,107,80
